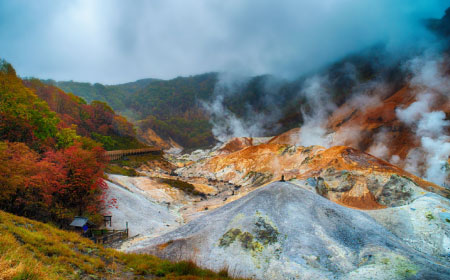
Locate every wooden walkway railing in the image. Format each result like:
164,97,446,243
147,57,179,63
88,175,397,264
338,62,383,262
105,148,162,161
92,229,128,244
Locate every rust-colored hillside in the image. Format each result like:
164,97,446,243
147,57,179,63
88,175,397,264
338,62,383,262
178,142,449,210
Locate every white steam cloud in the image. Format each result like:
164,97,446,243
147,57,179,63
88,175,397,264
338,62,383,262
297,76,335,147
367,129,391,160
396,93,435,125
202,73,281,142
292,53,450,187
395,56,450,187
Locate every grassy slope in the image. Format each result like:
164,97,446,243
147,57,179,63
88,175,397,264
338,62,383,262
0,210,245,280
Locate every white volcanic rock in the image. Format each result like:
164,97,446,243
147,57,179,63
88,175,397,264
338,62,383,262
108,174,186,204
367,192,450,260
104,180,181,237
127,182,450,279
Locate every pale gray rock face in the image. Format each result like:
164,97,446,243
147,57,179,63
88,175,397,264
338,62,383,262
127,182,450,279
367,192,450,260
104,181,181,237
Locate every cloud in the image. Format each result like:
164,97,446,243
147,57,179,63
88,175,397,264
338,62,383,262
0,0,448,83
421,136,450,186
417,111,448,136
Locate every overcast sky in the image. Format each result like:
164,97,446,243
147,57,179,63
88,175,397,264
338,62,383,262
0,0,448,84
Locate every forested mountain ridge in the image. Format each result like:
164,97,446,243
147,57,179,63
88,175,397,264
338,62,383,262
45,73,218,148
45,8,450,151
45,47,405,150
43,78,159,111
24,79,146,150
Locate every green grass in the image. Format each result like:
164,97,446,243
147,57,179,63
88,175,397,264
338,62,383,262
0,210,245,280
160,178,206,197
92,134,149,151
111,152,164,169
425,212,435,221
105,164,138,177
106,152,166,176
119,254,238,279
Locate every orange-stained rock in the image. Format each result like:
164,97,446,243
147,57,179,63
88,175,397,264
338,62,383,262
267,85,449,167
328,86,450,160
138,127,172,149
217,137,254,154
339,189,385,210
177,143,450,210
268,127,300,145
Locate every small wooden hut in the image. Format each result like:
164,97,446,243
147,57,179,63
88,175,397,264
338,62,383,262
69,216,97,236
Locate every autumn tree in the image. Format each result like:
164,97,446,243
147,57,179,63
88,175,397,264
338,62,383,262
112,115,135,137
42,144,108,217
0,141,40,215
23,78,145,150
0,60,120,225
0,60,60,151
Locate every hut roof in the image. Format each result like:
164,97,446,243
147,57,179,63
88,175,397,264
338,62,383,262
70,217,95,227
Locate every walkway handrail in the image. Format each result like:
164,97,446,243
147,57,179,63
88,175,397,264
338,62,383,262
105,147,161,160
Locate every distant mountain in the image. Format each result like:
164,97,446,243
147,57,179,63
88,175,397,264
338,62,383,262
426,7,450,42
45,47,405,150
44,73,219,149
43,77,159,111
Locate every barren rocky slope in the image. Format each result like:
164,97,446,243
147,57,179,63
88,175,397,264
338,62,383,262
105,178,182,237
127,182,450,280
104,133,450,279
176,143,449,210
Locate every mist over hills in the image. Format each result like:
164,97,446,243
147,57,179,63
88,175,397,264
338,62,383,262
42,45,407,149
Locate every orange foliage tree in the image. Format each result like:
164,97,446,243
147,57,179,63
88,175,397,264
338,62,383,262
0,141,110,224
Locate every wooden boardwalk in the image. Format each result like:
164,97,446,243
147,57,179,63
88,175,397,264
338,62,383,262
105,147,161,161
92,229,128,244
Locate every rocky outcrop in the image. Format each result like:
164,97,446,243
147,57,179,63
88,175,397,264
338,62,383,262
328,85,450,163
367,192,450,261
268,127,300,145
176,144,449,210
128,182,450,279
137,127,183,152
217,137,254,154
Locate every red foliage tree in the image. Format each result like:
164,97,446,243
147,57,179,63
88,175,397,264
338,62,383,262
0,141,39,215
112,115,135,137
42,144,108,216
0,140,111,224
